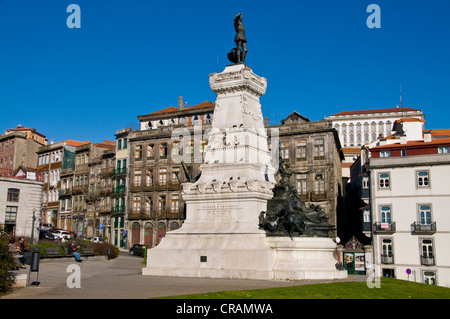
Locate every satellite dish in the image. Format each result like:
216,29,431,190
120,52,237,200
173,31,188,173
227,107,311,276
335,237,341,243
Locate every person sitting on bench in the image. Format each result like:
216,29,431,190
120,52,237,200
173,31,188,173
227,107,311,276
68,242,82,262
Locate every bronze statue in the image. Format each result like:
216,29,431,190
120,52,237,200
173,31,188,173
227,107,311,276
228,13,247,64
259,147,335,238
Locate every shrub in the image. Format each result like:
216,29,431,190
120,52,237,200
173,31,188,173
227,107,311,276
92,242,119,258
0,235,15,293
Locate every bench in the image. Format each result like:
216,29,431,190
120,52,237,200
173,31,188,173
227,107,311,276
43,247,94,258
44,247,70,258
80,247,94,257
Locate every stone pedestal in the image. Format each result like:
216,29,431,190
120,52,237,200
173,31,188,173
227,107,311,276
268,237,348,280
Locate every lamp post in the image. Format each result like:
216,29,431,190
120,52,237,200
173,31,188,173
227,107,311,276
31,208,36,244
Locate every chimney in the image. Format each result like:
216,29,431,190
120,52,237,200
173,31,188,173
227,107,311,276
178,96,184,110
264,116,269,127
424,130,432,143
400,135,407,144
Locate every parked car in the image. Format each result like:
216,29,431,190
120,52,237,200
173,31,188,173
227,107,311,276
90,236,103,243
129,244,145,256
39,229,55,240
51,230,71,241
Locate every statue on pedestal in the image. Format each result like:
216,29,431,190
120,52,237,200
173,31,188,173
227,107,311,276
228,13,248,64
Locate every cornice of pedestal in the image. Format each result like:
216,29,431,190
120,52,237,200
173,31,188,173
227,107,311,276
209,64,267,97
181,179,274,197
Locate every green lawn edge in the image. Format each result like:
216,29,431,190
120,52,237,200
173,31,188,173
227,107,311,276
154,278,450,299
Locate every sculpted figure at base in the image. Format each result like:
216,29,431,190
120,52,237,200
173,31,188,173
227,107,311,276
259,153,335,238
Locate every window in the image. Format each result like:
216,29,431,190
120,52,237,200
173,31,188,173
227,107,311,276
134,169,142,186
314,139,324,157
123,138,127,149
381,238,393,263
401,149,407,156
438,146,449,154
159,168,167,185
146,197,153,213
423,271,436,285
7,188,20,202
380,206,391,224
296,174,307,195
417,171,429,187
421,239,433,258
419,205,431,225
146,169,153,186
172,167,180,184
314,173,325,194
171,194,179,211
362,177,369,189
159,143,168,158
280,142,289,161
132,196,141,213
135,145,143,160
117,139,122,150
147,144,154,159
296,140,307,160
380,151,390,158
5,206,18,224
378,173,390,189
158,195,166,211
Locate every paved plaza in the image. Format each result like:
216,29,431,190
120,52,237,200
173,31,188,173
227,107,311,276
1,251,365,299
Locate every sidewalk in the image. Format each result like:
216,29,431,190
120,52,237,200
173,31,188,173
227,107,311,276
1,251,365,299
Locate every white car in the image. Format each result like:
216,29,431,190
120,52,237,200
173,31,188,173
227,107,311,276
52,230,71,240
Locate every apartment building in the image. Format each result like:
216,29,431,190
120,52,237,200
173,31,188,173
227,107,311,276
368,130,450,287
126,97,214,247
0,176,43,241
62,140,115,237
0,125,47,177
268,112,344,232
111,128,131,248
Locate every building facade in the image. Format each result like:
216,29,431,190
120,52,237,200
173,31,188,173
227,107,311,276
269,113,344,232
0,125,47,177
111,128,131,248
367,128,450,287
326,107,425,177
126,98,214,247
0,176,43,242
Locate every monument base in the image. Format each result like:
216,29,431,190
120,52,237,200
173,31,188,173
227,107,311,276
142,233,347,281
267,237,348,280
142,232,276,280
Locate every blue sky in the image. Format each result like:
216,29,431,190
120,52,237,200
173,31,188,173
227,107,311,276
1,0,449,143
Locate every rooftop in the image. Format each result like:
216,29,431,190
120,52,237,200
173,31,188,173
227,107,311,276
329,107,422,117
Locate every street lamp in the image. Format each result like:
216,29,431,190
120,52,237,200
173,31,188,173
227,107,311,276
31,208,36,244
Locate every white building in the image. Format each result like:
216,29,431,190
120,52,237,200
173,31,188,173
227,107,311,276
326,106,425,177
369,132,450,287
0,176,43,242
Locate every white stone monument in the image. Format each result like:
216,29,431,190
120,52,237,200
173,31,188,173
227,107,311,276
142,63,347,280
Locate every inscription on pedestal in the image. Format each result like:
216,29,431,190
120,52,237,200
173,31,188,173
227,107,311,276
199,203,239,217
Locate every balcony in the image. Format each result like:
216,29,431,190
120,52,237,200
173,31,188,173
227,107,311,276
373,222,396,234
411,222,437,235
421,255,435,266
310,191,327,202
113,168,127,176
381,254,394,264
111,205,125,215
112,186,126,195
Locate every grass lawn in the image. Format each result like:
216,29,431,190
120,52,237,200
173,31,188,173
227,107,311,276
158,277,450,299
